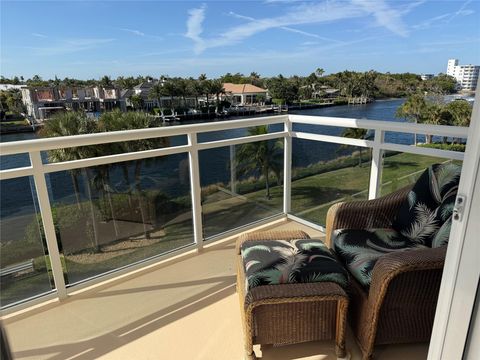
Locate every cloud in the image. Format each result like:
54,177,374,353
185,3,207,53
412,0,475,30
186,0,409,54
228,11,344,43
32,33,47,38
118,27,162,40
25,38,115,56
120,28,145,36
351,0,408,37
412,13,450,30
448,0,475,22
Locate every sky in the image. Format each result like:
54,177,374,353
1,0,479,79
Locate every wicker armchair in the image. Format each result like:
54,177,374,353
326,186,446,360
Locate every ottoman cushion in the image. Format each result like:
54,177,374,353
241,238,348,292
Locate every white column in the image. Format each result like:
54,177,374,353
29,151,67,299
283,118,292,214
188,133,204,250
368,130,384,199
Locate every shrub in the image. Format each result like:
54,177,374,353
418,143,466,152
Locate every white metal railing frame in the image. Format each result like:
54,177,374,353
0,114,469,313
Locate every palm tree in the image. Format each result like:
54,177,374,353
129,94,144,110
446,100,472,127
202,79,212,113
188,78,203,109
395,94,427,145
209,79,225,113
250,72,260,85
99,75,112,87
98,111,167,239
175,78,190,112
40,112,100,251
236,126,283,199
315,68,325,77
149,82,164,109
341,128,368,167
162,80,179,113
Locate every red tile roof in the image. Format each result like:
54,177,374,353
222,83,267,94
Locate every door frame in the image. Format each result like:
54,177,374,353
428,88,480,359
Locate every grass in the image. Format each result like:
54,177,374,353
0,119,29,126
0,151,457,306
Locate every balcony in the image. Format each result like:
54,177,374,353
0,114,473,359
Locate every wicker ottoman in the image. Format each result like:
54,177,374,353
236,230,349,360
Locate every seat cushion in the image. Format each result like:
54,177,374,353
392,163,461,247
241,239,348,292
333,228,425,288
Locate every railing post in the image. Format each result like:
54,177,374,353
283,116,292,214
188,133,204,250
29,151,67,299
368,130,385,199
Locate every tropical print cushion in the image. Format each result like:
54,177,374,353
240,239,348,292
333,228,426,288
392,163,461,247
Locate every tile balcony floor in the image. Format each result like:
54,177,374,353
2,220,429,360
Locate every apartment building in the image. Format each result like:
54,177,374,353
446,59,479,90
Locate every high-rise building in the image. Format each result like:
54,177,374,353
446,59,479,90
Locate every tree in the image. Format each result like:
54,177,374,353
162,80,179,111
40,112,101,251
98,111,167,239
424,74,457,94
341,128,368,167
202,79,213,113
99,75,112,87
175,78,191,110
236,125,283,199
129,94,144,110
209,79,225,112
149,82,164,109
188,78,203,109
446,100,472,127
422,103,454,143
2,89,25,114
265,75,299,105
395,94,428,144
315,68,325,77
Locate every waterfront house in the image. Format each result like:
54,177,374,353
21,86,126,121
223,82,268,105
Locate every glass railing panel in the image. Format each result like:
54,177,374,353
41,135,187,164
380,152,463,196
200,139,284,239
290,138,371,227
46,153,194,285
1,176,54,307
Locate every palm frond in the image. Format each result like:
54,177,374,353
441,202,455,221
368,229,407,248
435,163,461,193
429,167,442,203
241,244,271,258
401,203,438,243
431,219,452,248
407,191,417,210
305,272,348,287
296,241,329,252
